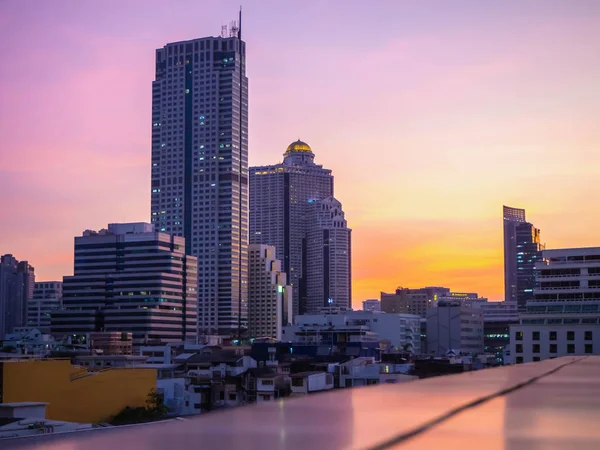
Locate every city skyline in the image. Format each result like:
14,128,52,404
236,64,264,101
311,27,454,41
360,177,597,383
2,1,600,307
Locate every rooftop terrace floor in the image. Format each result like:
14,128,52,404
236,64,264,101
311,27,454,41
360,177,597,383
4,356,600,449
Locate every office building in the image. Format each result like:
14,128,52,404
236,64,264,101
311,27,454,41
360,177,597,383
503,205,527,302
362,299,380,312
480,301,519,364
248,244,292,340
150,20,248,338
250,140,334,317
28,281,63,331
510,247,600,363
381,286,450,318
283,310,421,353
52,223,197,345
305,197,351,312
515,222,544,310
427,300,484,356
0,254,35,338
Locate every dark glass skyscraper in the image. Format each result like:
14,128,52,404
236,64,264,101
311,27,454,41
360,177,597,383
515,222,544,310
503,205,526,302
150,21,248,338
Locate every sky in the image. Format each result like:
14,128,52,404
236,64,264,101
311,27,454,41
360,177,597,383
1,0,600,307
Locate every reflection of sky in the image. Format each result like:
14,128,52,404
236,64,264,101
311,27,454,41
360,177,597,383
2,1,600,306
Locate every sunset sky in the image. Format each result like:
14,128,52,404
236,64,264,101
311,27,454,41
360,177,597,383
1,1,600,306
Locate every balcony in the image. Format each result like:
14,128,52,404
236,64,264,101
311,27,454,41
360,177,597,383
4,356,600,449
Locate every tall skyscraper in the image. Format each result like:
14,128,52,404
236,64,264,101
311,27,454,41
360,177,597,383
515,222,544,310
503,205,526,302
306,197,352,312
52,223,198,346
28,281,63,331
250,140,334,317
0,254,35,337
150,18,248,338
247,244,292,340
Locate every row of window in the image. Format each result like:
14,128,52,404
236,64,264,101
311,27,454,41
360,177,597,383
515,330,593,341
516,343,593,354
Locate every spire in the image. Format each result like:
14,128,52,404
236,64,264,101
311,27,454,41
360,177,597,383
238,6,242,40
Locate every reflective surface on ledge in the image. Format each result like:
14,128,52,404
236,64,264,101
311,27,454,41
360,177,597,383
4,356,600,450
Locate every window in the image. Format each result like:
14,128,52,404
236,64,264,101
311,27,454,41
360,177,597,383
549,331,557,341
261,379,274,386
585,344,593,354
567,331,575,341
516,344,523,353
228,393,237,401
532,344,540,353
585,331,593,341
532,331,540,341
219,391,225,400
194,403,202,409
549,344,557,353
291,377,304,387
567,344,575,354
515,331,523,341
516,356,523,364
533,357,541,362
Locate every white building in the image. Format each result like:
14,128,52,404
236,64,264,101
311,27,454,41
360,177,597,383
427,300,484,356
150,27,249,338
248,244,292,340
282,310,421,353
290,371,334,396
510,247,600,363
0,402,91,439
250,140,334,318
306,197,352,313
28,281,62,331
51,223,198,346
362,299,380,312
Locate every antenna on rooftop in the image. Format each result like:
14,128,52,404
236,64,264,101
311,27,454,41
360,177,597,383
221,24,228,38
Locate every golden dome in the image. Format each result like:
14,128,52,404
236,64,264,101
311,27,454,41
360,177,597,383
286,140,312,153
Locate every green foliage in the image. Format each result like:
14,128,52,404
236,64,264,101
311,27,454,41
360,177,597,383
110,389,168,425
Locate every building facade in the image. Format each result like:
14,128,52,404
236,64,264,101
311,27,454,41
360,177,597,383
305,197,351,312
510,247,600,363
247,244,292,340
480,301,519,364
503,205,527,303
362,299,380,312
250,140,334,317
150,23,248,338
381,286,450,318
52,223,197,346
0,255,35,338
283,310,422,353
28,281,63,331
426,300,484,356
515,222,544,310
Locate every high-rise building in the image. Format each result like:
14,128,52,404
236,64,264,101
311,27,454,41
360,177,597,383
51,223,198,346
247,244,292,340
250,140,334,317
510,247,600,363
0,254,35,337
150,19,248,338
515,222,544,310
28,281,63,331
503,205,526,302
362,299,380,312
306,197,351,312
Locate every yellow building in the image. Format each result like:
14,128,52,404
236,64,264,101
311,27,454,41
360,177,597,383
0,359,156,423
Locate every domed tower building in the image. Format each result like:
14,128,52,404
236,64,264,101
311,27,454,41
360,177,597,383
251,140,347,318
